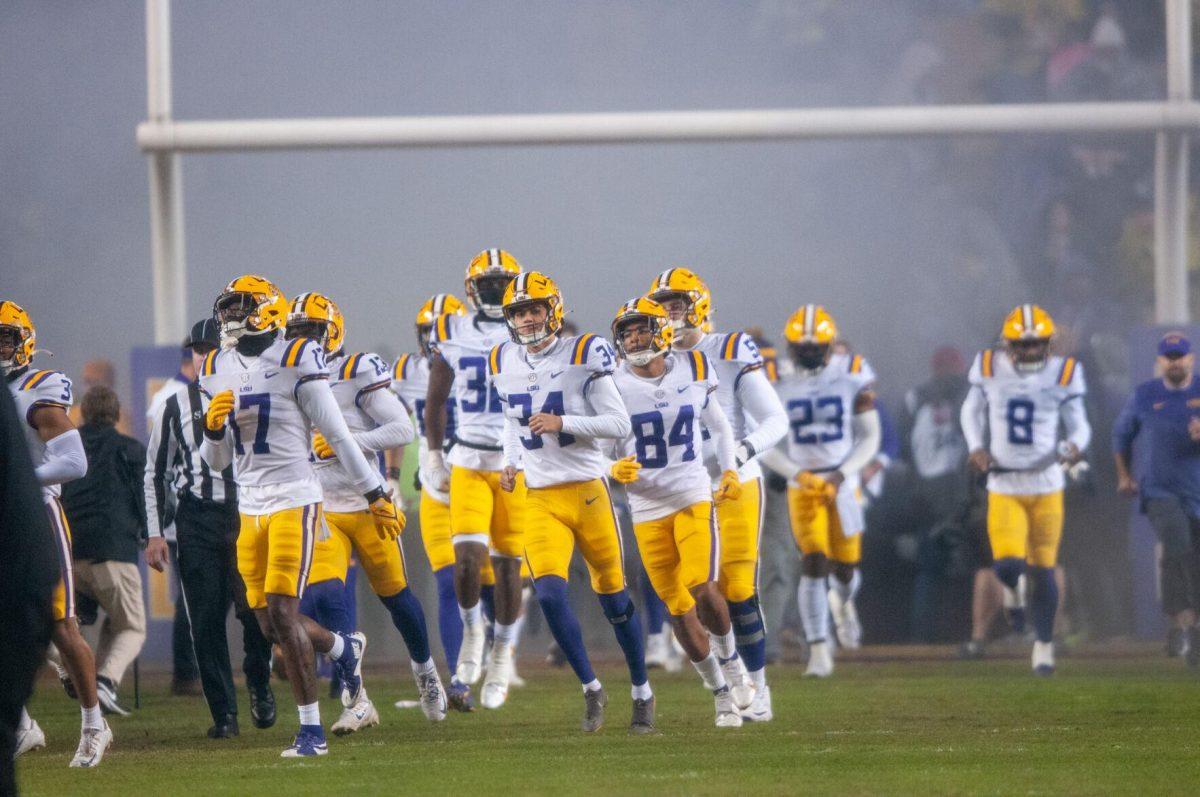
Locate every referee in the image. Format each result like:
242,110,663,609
143,319,275,738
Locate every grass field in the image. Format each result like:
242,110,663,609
16,649,1200,796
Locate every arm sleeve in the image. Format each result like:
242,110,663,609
1062,395,1092,452
298,378,383,495
759,445,801,481
143,400,176,539
1111,392,1141,459
502,418,524,470
736,367,788,455
559,374,632,441
126,439,149,542
355,385,416,452
199,425,234,472
701,391,738,473
838,409,882,479
35,428,87,486
960,385,988,452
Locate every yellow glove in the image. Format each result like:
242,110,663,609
715,469,742,503
368,493,406,540
312,431,335,460
205,389,235,432
797,471,837,504
610,455,641,484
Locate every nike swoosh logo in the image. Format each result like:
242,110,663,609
585,496,598,505
264,371,279,379
677,385,690,393
551,370,564,379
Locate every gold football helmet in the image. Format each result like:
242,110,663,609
647,268,711,332
1001,304,1055,372
465,248,522,318
213,275,288,343
502,272,564,346
286,292,345,355
783,304,838,373
611,297,673,367
415,293,466,355
0,300,36,376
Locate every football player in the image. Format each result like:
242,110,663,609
423,250,525,709
2,300,111,767
285,292,446,732
199,275,403,757
960,304,1090,675
608,297,746,728
648,268,788,721
760,305,881,678
489,273,653,733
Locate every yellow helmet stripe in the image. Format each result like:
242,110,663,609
572,333,595,365
489,344,503,376
1058,357,1076,387
981,349,994,378
22,370,53,390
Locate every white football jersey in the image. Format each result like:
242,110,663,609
689,331,774,481
9,368,74,498
968,348,1087,494
489,332,619,489
429,312,510,471
316,351,392,513
390,352,457,504
775,352,876,473
612,350,718,522
198,336,326,511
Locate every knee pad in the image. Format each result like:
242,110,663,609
729,596,765,642
598,591,636,625
993,557,1025,591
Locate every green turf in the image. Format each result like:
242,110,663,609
17,655,1200,796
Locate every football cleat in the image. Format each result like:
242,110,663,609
96,676,130,717
828,589,862,650
285,292,345,355
645,632,682,673
68,721,112,768
1032,640,1055,676
714,686,743,728
502,272,565,347
718,654,755,710
446,680,475,712
416,667,448,721
457,619,486,685
249,684,276,729
52,660,78,700
805,641,834,678
281,729,328,758
332,692,380,736
333,631,367,708
481,644,513,710
465,249,522,319
647,267,711,332
629,696,657,735
15,719,46,757
740,684,774,723
581,687,608,733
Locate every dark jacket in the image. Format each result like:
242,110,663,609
61,423,148,563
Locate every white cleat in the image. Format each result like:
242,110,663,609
645,632,682,673
508,656,527,688
718,655,755,710
480,644,512,709
69,721,112,768
332,693,380,736
416,667,449,721
740,684,773,723
828,590,863,650
15,720,46,757
805,641,834,678
714,686,744,728
457,619,486,685
1032,640,1055,676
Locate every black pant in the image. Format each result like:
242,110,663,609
1145,496,1200,616
175,495,271,724
168,540,199,682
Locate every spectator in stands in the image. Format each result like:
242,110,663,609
1114,333,1200,663
60,386,148,716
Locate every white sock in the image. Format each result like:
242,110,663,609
298,701,321,727
631,681,653,701
81,704,103,731
692,653,726,692
410,657,435,676
493,621,518,649
710,629,737,661
460,602,483,627
582,679,602,694
327,633,345,660
748,667,766,690
832,569,862,603
19,707,33,731
513,587,531,641
799,575,830,643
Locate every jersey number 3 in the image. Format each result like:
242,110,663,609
510,391,575,450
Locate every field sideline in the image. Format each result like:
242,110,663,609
17,650,1200,796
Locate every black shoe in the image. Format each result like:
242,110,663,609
207,715,240,739
250,684,276,729
96,676,131,716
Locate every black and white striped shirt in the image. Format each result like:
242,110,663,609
144,380,236,537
